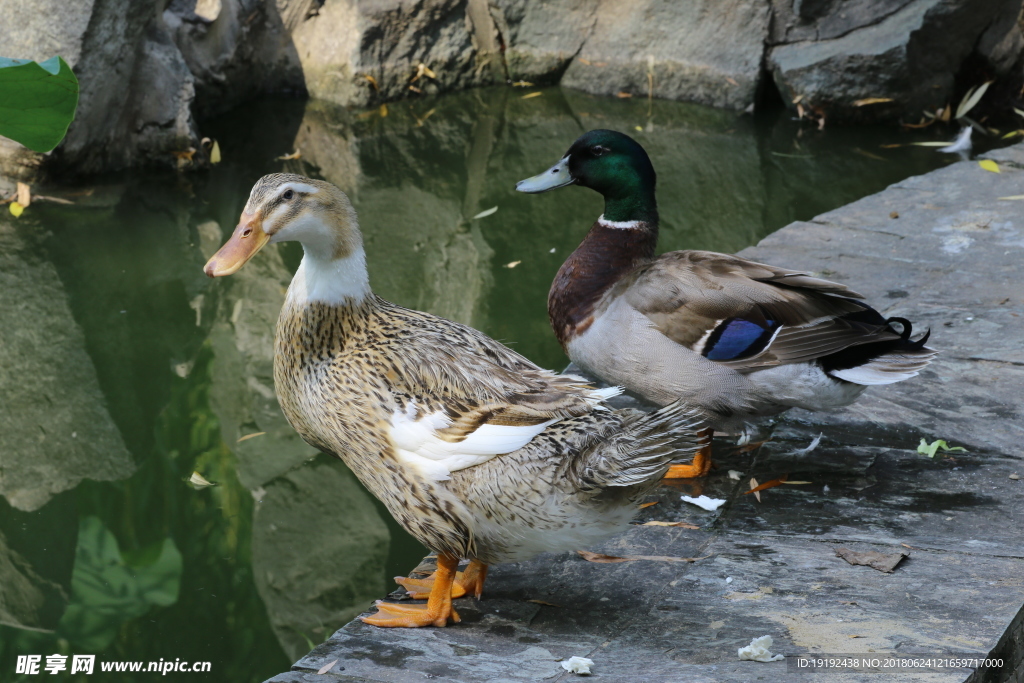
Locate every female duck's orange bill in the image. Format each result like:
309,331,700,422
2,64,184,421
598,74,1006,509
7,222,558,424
204,212,269,277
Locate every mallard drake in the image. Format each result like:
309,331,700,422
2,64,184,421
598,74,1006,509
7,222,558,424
204,173,704,628
517,130,936,478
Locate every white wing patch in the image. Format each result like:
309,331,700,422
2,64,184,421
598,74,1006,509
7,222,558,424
389,402,557,481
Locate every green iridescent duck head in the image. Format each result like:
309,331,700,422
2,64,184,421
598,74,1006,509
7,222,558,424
516,129,658,223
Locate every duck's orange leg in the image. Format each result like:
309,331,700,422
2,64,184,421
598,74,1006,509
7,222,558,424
663,428,714,479
361,552,461,628
396,559,489,600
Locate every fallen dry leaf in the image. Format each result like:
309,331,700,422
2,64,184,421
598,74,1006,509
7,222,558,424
725,77,738,86
745,475,789,496
890,211,900,219
638,501,659,509
578,58,592,65
642,521,700,529
237,431,266,443
835,547,908,573
472,206,498,219
364,74,378,91
379,104,388,117
318,660,338,675
17,182,30,207
512,80,534,87
853,97,894,107
521,92,542,99
504,260,521,268
616,91,633,98
188,471,217,489
276,150,301,160
577,550,632,563
979,159,1000,173
527,599,561,607
748,477,760,503
409,85,422,94
172,148,196,162
577,550,707,563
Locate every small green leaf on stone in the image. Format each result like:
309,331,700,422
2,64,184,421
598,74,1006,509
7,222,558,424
918,438,967,458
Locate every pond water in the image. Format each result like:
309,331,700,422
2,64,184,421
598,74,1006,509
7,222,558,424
0,85,986,681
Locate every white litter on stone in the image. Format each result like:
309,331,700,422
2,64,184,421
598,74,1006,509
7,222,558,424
822,485,830,494
681,495,726,511
726,576,733,584
560,656,594,675
737,635,785,662
792,433,823,456
728,470,743,481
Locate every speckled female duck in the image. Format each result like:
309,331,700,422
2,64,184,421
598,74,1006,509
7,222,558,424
517,130,936,478
204,173,704,628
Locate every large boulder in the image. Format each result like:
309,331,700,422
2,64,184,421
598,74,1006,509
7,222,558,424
768,0,1021,122
560,0,772,110
489,0,599,84
287,0,503,107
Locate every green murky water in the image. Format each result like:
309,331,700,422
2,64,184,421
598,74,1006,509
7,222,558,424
0,86,981,681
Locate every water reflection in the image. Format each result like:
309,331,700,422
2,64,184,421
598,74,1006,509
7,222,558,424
0,86,962,680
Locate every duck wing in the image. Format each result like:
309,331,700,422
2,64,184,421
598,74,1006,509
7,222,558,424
380,304,620,481
624,250,904,372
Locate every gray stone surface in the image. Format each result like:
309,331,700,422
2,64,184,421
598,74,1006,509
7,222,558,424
0,220,135,512
264,145,1024,682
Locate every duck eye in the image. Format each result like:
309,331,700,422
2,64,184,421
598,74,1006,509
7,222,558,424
591,145,606,157
282,189,294,200
242,227,253,237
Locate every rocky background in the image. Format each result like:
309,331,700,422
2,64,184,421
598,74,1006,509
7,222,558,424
2,0,1023,177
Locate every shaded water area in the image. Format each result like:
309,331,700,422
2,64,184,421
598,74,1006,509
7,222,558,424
0,85,988,681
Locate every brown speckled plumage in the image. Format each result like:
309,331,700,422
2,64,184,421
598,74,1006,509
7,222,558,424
274,293,702,564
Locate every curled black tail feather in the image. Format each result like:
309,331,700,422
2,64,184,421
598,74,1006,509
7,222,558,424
885,316,931,350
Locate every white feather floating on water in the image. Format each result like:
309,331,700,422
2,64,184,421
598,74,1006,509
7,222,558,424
938,127,972,154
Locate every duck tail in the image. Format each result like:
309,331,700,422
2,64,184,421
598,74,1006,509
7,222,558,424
826,316,937,386
885,316,932,350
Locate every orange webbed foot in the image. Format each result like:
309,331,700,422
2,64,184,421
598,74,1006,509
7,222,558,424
361,552,463,628
663,428,714,479
396,559,489,600
360,599,461,628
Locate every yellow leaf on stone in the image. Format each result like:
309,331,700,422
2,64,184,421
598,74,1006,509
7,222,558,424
210,140,222,164
979,159,1000,173
9,201,24,217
